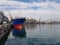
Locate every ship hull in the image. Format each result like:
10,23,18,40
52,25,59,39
12,18,26,37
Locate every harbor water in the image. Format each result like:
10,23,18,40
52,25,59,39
5,24,60,45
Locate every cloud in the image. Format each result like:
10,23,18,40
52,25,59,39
0,1,60,11
0,1,20,11
0,0,7,1
0,0,60,21
7,0,60,3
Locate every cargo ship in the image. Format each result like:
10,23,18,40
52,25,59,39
11,18,26,37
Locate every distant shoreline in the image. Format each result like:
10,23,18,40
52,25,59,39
25,22,60,24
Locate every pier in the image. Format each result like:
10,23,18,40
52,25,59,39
0,24,11,45
0,30,10,45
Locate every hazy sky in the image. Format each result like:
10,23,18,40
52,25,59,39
0,0,60,21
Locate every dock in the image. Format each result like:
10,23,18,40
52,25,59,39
0,28,10,40
0,24,11,45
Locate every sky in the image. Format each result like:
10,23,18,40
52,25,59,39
0,0,60,21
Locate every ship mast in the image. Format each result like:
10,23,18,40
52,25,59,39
8,12,12,21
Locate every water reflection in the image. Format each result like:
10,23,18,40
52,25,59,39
25,24,38,30
12,27,26,38
5,24,60,45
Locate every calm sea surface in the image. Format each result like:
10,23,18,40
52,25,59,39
5,24,60,45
